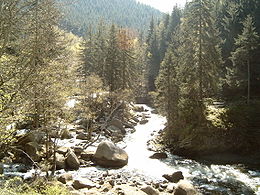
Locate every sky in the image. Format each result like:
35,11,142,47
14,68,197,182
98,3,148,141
137,0,188,13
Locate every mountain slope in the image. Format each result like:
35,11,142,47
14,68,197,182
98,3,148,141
58,0,163,35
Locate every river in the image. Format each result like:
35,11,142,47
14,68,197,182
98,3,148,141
3,104,260,194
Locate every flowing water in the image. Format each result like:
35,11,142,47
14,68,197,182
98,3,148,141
121,105,260,195
3,104,260,194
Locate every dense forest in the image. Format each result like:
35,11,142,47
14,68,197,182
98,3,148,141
0,0,260,194
149,0,260,158
59,0,162,36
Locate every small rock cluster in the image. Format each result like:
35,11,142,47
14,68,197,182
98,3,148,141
54,169,198,195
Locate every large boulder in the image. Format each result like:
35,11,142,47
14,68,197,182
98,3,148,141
78,189,102,195
93,141,128,168
65,149,80,170
174,180,197,195
108,119,126,134
114,184,147,195
163,171,184,183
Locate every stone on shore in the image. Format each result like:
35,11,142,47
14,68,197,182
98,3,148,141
174,180,197,195
57,173,73,184
72,178,96,190
141,185,159,195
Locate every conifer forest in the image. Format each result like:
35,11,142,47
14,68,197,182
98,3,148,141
0,0,260,194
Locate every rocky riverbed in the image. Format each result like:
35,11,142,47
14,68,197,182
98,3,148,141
1,104,260,195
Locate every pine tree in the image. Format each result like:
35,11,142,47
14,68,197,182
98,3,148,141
81,25,95,75
166,6,182,44
117,28,137,90
230,15,259,104
94,21,107,79
146,18,160,91
158,14,170,62
216,0,260,96
105,24,120,91
156,40,180,135
178,0,222,124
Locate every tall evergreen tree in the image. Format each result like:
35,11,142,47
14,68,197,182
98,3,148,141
105,24,120,91
146,18,160,91
156,34,180,135
178,0,222,124
229,15,259,104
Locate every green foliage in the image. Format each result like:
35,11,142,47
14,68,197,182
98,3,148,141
0,177,35,195
0,0,80,172
146,6,182,91
59,0,162,36
217,0,260,98
77,74,108,135
156,0,222,138
0,177,70,195
43,185,70,195
223,100,260,130
81,24,141,93
227,15,259,102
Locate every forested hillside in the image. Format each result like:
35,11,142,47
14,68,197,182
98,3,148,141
58,0,163,36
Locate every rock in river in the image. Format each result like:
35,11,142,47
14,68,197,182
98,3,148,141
93,141,128,168
163,171,184,183
149,152,168,159
140,119,149,125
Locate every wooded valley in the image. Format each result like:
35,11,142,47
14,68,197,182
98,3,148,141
0,0,260,194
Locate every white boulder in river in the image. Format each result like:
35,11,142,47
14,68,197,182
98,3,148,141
93,141,128,168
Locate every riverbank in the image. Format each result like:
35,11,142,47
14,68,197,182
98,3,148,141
156,100,260,169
